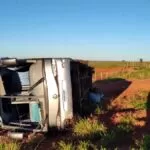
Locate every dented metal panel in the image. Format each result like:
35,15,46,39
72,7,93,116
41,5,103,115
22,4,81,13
56,59,73,128
44,59,59,127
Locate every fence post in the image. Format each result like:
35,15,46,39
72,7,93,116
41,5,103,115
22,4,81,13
106,72,108,79
95,71,97,81
101,72,103,80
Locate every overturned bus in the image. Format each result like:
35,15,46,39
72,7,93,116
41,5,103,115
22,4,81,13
0,58,94,132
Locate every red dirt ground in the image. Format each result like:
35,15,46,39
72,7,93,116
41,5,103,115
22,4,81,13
95,78,150,142
94,79,150,98
119,79,150,96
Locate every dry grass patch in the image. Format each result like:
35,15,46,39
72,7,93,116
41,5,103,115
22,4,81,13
0,136,20,150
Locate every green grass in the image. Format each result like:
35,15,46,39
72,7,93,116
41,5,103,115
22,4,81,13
0,143,20,150
58,141,74,150
0,138,20,150
128,68,150,79
129,91,150,110
73,119,106,139
120,114,136,125
58,140,97,150
88,61,127,68
94,106,104,115
76,141,91,150
89,61,150,69
132,101,150,110
108,68,150,80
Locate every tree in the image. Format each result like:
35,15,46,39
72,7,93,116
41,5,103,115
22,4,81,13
140,58,143,63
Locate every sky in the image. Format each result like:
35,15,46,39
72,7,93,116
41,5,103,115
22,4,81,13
0,0,150,61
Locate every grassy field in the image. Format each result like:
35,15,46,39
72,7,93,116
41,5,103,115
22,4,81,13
90,61,150,81
88,61,150,68
88,61,127,68
108,67,150,80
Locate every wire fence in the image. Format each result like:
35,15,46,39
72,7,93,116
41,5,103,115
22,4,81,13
92,62,150,81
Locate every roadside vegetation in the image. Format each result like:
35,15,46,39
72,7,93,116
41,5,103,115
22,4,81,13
0,137,20,150
56,90,150,150
73,119,106,139
108,67,150,80
2,61,150,150
2,91,150,150
88,61,127,68
88,61,150,69
90,61,150,81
